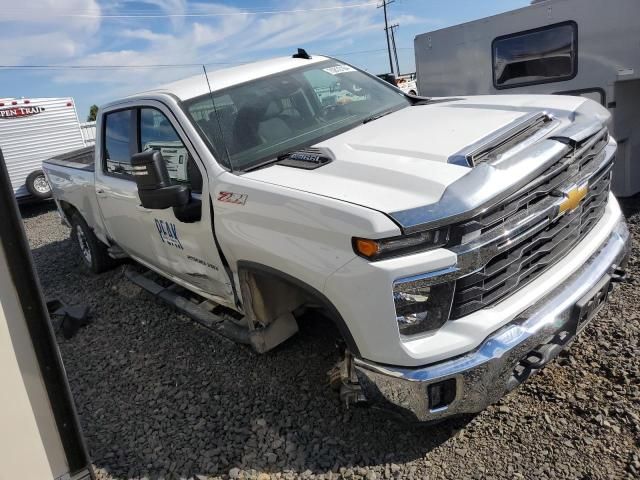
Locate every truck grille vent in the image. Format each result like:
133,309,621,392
449,128,611,319
464,112,553,167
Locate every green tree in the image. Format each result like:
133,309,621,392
87,104,99,122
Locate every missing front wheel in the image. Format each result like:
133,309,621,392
328,350,367,408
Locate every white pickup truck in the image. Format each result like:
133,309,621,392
43,51,630,422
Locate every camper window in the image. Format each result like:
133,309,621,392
492,21,578,89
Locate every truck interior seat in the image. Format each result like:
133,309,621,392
233,100,269,152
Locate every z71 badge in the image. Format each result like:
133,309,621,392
217,191,248,205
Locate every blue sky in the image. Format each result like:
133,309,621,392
0,0,529,119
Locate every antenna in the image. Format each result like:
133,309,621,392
202,64,233,172
293,48,312,59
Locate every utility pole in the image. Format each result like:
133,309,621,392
390,23,401,76
378,0,395,75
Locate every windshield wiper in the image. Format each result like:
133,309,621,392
361,109,396,124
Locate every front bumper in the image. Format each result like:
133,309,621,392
354,218,630,422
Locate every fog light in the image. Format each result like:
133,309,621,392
393,278,455,336
428,378,457,410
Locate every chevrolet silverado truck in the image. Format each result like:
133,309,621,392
42,51,630,422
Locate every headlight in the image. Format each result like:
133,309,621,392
393,278,455,336
353,228,449,261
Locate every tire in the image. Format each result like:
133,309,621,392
26,170,52,199
69,212,118,273
409,90,417,96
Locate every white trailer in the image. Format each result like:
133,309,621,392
414,0,640,196
79,120,97,145
0,97,87,200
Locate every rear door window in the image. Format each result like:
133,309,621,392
493,21,578,89
104,109,134,175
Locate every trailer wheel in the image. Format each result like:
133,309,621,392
70,212,117,273
25,170,52,199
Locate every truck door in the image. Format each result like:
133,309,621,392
95,103,233,303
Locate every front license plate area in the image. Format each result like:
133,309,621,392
572,274,611,333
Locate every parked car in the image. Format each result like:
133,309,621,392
43,51,630,422
414,0,640,197
376,72,418,95
0,97,88,201
396,73,418,96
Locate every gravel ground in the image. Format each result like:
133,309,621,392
20,200,640,480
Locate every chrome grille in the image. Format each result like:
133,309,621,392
449,128,612,319
454,130,610,239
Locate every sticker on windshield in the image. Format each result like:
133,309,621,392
323,65,356,75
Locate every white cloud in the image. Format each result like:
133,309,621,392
54,1,382,84
5,0,413,104
0,0,101,63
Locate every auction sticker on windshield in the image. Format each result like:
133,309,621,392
323,65,356,75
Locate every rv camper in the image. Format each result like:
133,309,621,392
0,97,87,200
414,0,640,196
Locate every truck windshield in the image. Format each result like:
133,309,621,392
184,60,410,171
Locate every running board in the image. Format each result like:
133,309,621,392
124,267,298,353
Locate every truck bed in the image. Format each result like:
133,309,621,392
42,147,103,237
44,146,94,172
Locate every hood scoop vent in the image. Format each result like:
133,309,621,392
277,147,334,170
450,112,554,167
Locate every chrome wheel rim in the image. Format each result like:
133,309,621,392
33,175,50,194
76,225,92,264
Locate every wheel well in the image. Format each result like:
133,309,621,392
237,261,360,356
59,200,80,224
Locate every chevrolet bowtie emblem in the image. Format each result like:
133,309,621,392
559,184,588,214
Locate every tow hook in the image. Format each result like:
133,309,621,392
519,343,565,370
506,332,571,391
610,265,628,283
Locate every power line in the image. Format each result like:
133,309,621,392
0,48,415,71
0,2,378,19
0,63,229,70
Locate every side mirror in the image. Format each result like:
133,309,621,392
130,150,189,209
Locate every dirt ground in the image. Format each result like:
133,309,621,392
21,198,639,480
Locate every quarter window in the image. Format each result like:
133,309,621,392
493,22,578,89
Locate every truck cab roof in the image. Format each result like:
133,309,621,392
116,54,330,106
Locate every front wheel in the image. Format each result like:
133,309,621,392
70,212,118,273
26,170,51,199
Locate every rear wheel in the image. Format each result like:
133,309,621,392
70,212,118,273
26,170,51,199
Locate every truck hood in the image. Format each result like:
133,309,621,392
244,94,610,224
